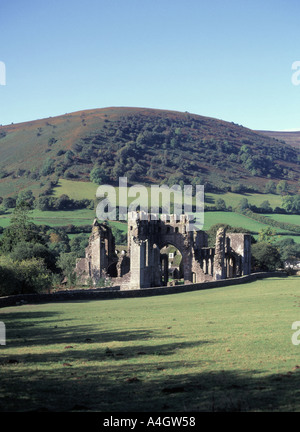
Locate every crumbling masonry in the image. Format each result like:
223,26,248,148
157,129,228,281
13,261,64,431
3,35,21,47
75,212,251,289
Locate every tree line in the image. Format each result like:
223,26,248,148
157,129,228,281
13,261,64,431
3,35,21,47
0,202,126,296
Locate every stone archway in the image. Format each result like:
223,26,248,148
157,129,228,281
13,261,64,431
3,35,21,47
107,262,118,278
127,212,200,289
159,242,184,285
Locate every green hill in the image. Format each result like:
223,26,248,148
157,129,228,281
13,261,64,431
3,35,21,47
0,107,299,198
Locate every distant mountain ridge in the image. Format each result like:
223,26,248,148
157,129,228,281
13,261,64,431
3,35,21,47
257,130,300,149
0,107,299,198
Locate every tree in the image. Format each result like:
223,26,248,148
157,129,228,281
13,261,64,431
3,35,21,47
235,198,250,212
47,229,70,254
259,200,272,213
0,202,45,253
110,226,127,245
40,157,55,176
216,198,227,211
70,234,89,257
264,180,276,194
2,197,16,209
0,256,52,295
16,190,34,207
276,180,289,195
90,166,109,184
10,242,57,272
282,194,300,214
57,252,77,286
10,201,32,234
251,242,282,271
257,227,279,244
53,194,72,210
276,238,300,262
35,196,51,211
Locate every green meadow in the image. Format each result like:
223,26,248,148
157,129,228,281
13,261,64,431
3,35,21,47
1,277,300,412
206,191,284,209
0,179,298,243
54,179,285,210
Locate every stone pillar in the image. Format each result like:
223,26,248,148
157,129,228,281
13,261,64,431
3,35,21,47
160,253,168,286
151,244,162,287
226,233,252,275
89,223,103,283
129,238,147,289
214,228,226,280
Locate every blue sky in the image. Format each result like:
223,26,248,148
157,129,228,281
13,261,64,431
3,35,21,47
0,0,300,130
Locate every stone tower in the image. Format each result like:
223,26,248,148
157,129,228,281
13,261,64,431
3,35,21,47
75,219,116,285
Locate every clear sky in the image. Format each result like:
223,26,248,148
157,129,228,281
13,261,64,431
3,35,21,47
1,0,300,130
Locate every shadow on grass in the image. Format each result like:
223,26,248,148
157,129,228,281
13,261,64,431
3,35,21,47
1,356,300,412
1,310,300,412
2,309,189,348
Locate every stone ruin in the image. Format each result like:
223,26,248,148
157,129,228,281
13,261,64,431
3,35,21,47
75,212,251,289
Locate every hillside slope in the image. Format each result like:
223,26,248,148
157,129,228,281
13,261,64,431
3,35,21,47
258,130,300,150
0,107,299,198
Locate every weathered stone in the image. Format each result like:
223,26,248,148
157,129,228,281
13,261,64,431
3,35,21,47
75,219,117,285
75,212,251,289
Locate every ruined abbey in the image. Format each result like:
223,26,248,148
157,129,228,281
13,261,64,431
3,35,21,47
75,211,251,289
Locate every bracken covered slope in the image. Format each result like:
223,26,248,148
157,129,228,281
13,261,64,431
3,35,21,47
0,107,299,197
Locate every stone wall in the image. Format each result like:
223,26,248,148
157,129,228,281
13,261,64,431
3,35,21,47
0,272,288,308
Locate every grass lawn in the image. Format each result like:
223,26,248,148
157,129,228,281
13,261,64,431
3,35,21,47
206,191,284,209
53,179,99,201
1,277,300,412
264,214,300,225
30,208,96,226
0,209,96,229
54,180,285,209
202,211,296,234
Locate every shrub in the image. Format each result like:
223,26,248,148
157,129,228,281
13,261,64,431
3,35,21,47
251,242,282,271
57,252,77,287
40,158,55,176
0,257,52,296
10,242,57,272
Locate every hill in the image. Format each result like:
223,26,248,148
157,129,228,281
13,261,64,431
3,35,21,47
0,107,299,198
258,130,300,150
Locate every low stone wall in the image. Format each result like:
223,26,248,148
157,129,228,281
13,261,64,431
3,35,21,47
0,271,288,308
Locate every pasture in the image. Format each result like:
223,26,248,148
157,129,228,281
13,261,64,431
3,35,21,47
54,179,285,210
1,277,300,412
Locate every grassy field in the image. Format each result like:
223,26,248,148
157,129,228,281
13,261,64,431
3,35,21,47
0,208,297,235
54,179,285,210
265,214,300,225
0,179,299,243
53,179,99,201
1,208,299,244
1,277,300,412
203,211,288,233
206,191,284,209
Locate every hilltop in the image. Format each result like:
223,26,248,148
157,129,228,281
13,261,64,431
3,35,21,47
0,107,299,198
